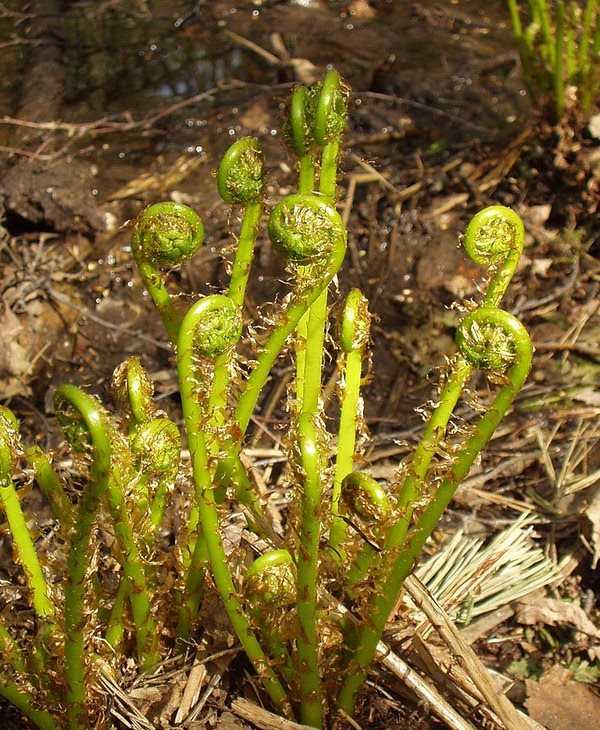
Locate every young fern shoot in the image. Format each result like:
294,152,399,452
0,69,537,730
330,289,371,556
131,202,205,343
336,306,533,715
176,294,291,714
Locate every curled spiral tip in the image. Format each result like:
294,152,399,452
456,306,533,375
306,69,348,146
463,205,525,267
0,407,19,481
112,357,155,424
54,389,103,454
341,288,370,353
245,549,295,607
194,305,242,358
130,418,181,476
133,201,205,267
179,294,243,359
341,471,391,523
53,385,112,480
268,193,346,263
217,137,264,205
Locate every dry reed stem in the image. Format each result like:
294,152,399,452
404,576,529,730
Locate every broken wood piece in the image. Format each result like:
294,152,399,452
231,698,314,730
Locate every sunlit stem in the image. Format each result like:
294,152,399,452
245,550,296,686
210,200,263,426
0,479,54,621
507,0,522,41
105,579,129,651
330,291,368,555
294,99,316,404
532,0,555,66
57,385,111,730
341,472,392,597
337,309,533,715
386,359,472,552
177,296,290,713
177,530,209,639
298,81,342,417
104,471,159,668
579,0,597,76
295,415,323,728
236,241,347,436
25,446,74,530
0,682,59,730
132,254,180,344
0,623,25,674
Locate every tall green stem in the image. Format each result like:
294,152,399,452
236,195,347,436
56,385,112,730
103,468,159,668
0,682,59,730
337,309,533,715
177,295,290,712
295,415,323,728
0,480,55,620
25,445,74,530
330,290,370,555
211,137,265,425
0,410,54,622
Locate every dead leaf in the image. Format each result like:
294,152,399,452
531,258,553,277
290,58,319,84
516,596,600,639
348,0,376,18
240,99,271,132
217,712,247,730
0,306,33,396
525,204,552,227
572,387,600,407
107,155,204,201
526,665,600,730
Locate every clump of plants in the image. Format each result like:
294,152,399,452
0,70,532,728
507,0,599,118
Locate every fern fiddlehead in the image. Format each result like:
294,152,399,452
131,202,205,344
0,408,55,621
329,289,371,556
54,385,113,729
176,294,244,638
112,355,156,428
215,192,348,496
244,549,296,686
337,307,533,714
386,205,525,555
210,137,265,426
288,71,348,410
176,294,291,712
57,384,159,704
339,472,392,597
235,193,347,433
